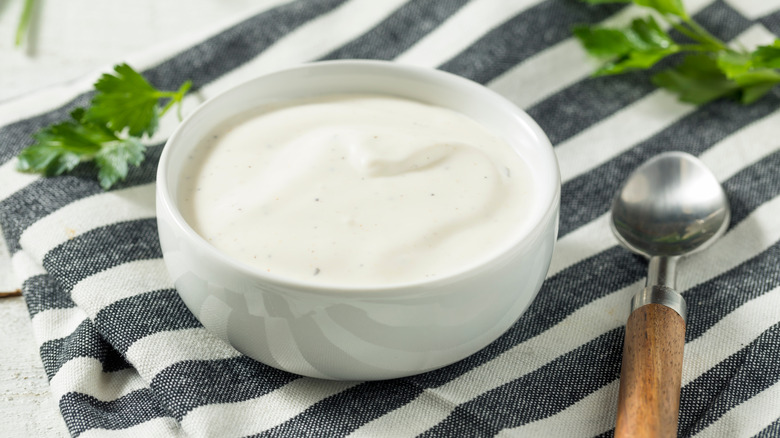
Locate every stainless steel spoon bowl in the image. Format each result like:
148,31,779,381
611,151,730,437
612,151,730,263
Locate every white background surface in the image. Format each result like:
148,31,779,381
0,1,283,436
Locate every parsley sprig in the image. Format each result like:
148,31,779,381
574,0,780,104
17,64,191,189
15,0,35,47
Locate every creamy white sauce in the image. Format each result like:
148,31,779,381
179,95,534,286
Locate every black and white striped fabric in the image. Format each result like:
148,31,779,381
2,0,780,436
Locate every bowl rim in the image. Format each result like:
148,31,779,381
156,59,561,296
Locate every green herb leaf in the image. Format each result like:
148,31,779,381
716,51,753,78
652,54,780,104
632,0,688,19
718,41,780,79
628,16,677,49
752,40,780,69
16,110,147,188
651,54,739,104
573,26,633,57
17,110,106,176
714,45,780,103
574,17,679,75
94,137,146,189
574,1,780,105
15,0,35,47
17,63,191,189
732,69,780,104
86,63,161,137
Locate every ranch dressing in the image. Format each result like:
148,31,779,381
179,95,534,286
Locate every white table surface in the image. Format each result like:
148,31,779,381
0,2,282,435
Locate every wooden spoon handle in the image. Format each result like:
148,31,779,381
615,303,686,438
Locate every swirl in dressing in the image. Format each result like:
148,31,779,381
179,95,535,287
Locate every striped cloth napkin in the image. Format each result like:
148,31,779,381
2,0,780,436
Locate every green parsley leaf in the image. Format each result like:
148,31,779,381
651,54,739,104
717,41,780,79
17,110,106,176
575,1,780,105
652,54,780,105
752,40,780,69
86,63,161,137
573,26,633,57
628,16,677,49
17,63,191,189
95,137,146,190
18,110,147,189
716,51,753,78
15,0,35,47
732,69,780,104
633,0,687,19
574,17,679,75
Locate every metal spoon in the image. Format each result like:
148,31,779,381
610,151,730,438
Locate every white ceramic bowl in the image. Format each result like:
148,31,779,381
156,60,560,380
